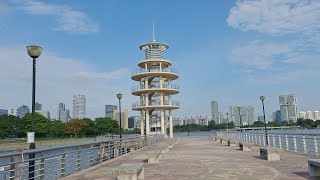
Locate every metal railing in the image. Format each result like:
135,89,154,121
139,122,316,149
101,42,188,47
131,84,179,92
217,131,320,156
0,135,162,180
132,67,178,76
132,100,180,108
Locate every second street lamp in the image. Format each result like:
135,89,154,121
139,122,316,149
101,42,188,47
226,112,229,132
117,93,123,140
260,96,269,146
237,107,243,132
26,45,42,180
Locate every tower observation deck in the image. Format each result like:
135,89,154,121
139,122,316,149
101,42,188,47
131,41,180,138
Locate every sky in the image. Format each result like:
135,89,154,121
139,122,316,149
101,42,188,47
1,0,320,119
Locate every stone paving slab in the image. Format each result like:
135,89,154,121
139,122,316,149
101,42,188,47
60,137,314,180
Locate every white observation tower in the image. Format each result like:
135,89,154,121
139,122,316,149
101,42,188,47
131,39,180,139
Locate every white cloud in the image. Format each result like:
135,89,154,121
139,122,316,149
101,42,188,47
227,0,320,35
230,40,293,69
18,0,99,33
0,45,130,118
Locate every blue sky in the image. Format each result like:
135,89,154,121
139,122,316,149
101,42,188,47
1,0,320,119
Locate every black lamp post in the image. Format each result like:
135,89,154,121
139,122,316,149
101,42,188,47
116,93,123,140
226,113,229,132
26,45,42,180
260,96,268,146
237,107,243,132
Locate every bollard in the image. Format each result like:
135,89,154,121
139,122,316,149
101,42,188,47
314,136,318,156
293,135,297,152
302,135,307,154
279,135,282,149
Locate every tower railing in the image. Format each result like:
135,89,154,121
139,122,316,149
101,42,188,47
132,67,178,76
132,100,180,108
131,84,179,92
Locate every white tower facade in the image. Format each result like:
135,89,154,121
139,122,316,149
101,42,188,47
132,40,180,138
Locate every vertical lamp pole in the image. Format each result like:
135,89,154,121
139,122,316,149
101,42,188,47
187,120,190,136
116,93,123,140
260,96,268,146
226,113,229,132
237,107,243,132
26,45,42,180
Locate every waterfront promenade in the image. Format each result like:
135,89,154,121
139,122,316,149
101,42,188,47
60,136,312,180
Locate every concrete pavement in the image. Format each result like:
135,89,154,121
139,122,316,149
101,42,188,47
60,136,313,180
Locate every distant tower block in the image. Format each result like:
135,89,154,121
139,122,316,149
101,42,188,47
131,40,180,138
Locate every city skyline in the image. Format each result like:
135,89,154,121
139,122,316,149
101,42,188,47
1,1,320,119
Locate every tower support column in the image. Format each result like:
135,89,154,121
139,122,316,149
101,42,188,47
169,110,173,138
161,109,165,135
146,109,150,135
140,111,144,136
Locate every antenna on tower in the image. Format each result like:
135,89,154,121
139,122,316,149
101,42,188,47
152,20,156,41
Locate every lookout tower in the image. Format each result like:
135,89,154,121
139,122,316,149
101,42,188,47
131,40,180,138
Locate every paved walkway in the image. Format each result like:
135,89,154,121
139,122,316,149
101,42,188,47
60,137,314,180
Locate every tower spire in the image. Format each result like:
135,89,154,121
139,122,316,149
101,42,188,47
153,20,156,42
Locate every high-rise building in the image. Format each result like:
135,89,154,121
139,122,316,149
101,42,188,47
8,105,30,118
36,110,50,119
0,109,8,116
73,94,86,119
314,111,320,120
57,103,69,122
113,109,128,129
105,105,117,118
131,39,180,138
211,101,219,124
35,102,42,111
306,111,314,120
246,106,255,125
258,116,264,122
229,106,254,126
279,94,298,122
275,110,281,122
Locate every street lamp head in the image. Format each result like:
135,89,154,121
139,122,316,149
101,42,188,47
27,45,43,59
237,107,241,110
260,96,265,101
116,93,123,99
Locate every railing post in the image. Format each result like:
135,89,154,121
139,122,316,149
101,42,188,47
314,136,318,156
61,154,65,177
302,135,307,154
293,135,297,152
263,135,266,146
245,134,248,143
77,147,81,171
40,156,45,180
258,134,261,145
272,135,276,148
267,134,270,147
9,156,18,180
278,135,282,149
90,145,94,166
285,135,289,151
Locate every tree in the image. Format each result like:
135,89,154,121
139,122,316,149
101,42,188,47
22,113,50,137
93,117,119,135
66,119,88,137
252,121,264,127
49,121,66,137
208,120,216,130
0,115,23,138
82,118,95,136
